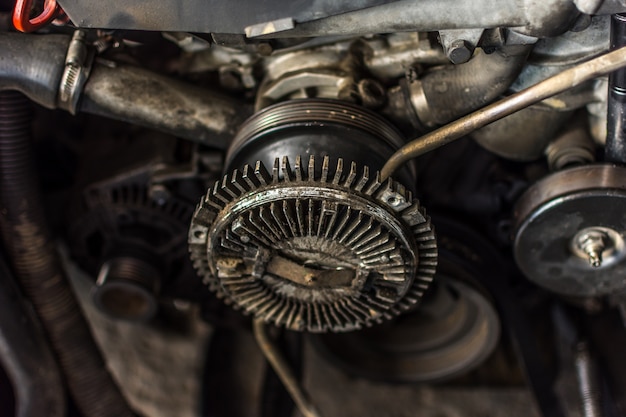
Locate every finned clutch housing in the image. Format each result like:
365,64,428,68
189,99,437,332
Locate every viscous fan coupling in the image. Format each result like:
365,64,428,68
188,99,437,332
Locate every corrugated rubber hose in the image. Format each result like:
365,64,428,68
0,90,135,417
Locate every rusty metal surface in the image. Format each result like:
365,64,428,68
189,155,436,333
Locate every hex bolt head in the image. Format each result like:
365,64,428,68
447,39,474,65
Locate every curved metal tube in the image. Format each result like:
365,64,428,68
414,44,532,127
381,45,626,180
253,318,321,417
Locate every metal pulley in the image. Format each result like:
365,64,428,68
513,164,626,296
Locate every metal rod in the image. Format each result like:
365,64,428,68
574,342,603,417
381,45,626,180
252,318,321,417
606,14,626,164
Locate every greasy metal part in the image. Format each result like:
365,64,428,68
408,44,532,128
313,278,500,383
0,254,66,417
438,29,484,65
80,61,252,149
573,228,616,268
431,217,566,417
381,45,626,180
606,14,626,164
574,342,604,417
93,257,160,322
58,30,94,114
545,119,596,170
189,155,436,332
473,105,573,161
253,318,321,417
475,19,607,162
513,164,626,296
576,0,626,15
67,172,196,315
364,33,448,81
227,99,415,186
529,15,610,65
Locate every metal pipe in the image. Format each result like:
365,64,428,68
574,342,603,417
412,44,532,127
605,14,626,164
381,45,626,180
253,318,321,417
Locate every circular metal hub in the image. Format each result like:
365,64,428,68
514,164,626,296
313,277,500,382
189,155,437,332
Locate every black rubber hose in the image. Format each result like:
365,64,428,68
0,91,135,417
416,44,532,126
606,13,626,164
79,62,252,149
0,32,250,148
0,32,69,108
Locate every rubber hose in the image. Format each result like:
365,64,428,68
0,91,135,417
0,33,69,108
417,44,532,126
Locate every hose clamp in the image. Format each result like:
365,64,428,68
58,30,94,115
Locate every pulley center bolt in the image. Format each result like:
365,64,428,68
574,229,611,268
578,232,606,268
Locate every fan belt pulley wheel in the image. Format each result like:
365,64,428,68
514,164,626,296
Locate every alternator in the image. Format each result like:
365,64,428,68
189,99,437,332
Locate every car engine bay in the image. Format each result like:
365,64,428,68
1,0,626,416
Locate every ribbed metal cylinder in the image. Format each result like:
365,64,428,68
94,257,160,322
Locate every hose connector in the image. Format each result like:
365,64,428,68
58,30,94,114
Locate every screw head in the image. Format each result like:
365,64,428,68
447,39,474,65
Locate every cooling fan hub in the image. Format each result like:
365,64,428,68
189,156,436,332
189,99,437,332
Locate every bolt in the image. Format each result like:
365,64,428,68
577,231,607,268
149,184,170,205
447,39,474,65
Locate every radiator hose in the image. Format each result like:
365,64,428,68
0,90,135,417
